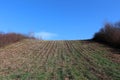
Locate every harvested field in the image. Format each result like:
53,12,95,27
0,39,120,80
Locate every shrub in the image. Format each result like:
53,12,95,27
0,32,35,47
92,22,120,48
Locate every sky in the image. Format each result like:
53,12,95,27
0,0,120,40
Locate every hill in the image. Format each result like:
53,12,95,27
0,39,119,80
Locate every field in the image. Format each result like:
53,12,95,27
0,39,120,80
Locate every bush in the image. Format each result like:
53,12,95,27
92,22,120,48
0,32,35,47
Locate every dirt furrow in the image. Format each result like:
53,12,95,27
0,39,119,80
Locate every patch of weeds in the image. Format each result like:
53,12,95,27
92,52,120,79
65,69,74,79
71,67,87,80
57,68,64,80
36,72,47,80
10,72,31,80
105,68,120,80
82,69,98,80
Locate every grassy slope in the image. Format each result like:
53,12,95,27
0,39,119,80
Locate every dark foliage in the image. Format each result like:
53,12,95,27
0,33,35,47
92,22,120,49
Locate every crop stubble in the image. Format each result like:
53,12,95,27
0,39,119,80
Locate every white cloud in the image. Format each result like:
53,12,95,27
34,31,57,40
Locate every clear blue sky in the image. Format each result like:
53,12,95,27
0,0,120,40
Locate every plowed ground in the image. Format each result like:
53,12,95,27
0,39,120,80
